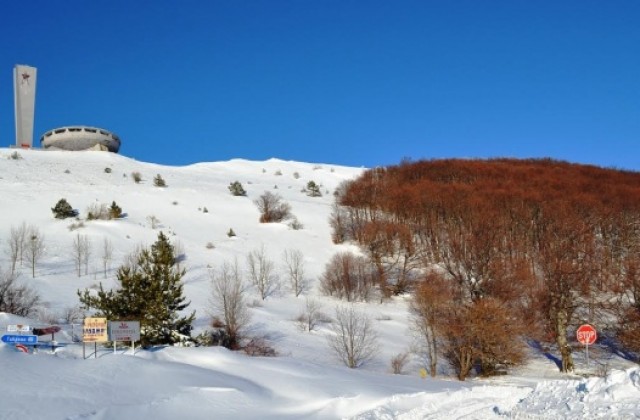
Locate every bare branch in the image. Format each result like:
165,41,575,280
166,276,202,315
328,304,379,368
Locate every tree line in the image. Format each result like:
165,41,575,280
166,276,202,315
330,158,640,379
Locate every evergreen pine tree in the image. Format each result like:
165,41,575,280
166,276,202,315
228,181,247,196
78,231,195,347
109,201,123,219
306,181,322,197
52,198,77,219
153,174,167,187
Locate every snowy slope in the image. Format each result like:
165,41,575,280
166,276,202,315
0,148,639,419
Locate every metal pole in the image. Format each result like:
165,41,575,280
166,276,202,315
94,342,97,359
586,343,590,369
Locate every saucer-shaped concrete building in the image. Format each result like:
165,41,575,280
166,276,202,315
40,126,121,152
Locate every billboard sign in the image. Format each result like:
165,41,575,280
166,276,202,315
83,317,108,343
108,321,140,342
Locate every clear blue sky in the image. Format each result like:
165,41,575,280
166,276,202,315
1,1,639,169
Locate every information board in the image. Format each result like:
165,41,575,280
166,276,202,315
108,321,141,342
83,317,108,343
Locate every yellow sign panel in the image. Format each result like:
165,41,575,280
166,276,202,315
83,317,108,343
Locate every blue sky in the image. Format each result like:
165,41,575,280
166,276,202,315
1,1,638,169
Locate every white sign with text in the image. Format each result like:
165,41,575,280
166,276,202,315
108,321,141,342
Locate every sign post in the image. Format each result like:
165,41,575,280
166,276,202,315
576,324,597,368
108,321,140,355
2,334,38,353
1,334,37,344
82,317,108,359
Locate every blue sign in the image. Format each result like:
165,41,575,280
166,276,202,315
1,334,38,344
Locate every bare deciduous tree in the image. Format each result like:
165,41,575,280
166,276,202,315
390,352,410,374
531,211,597,373
24,227,45,278
7,230,20,275
328,304,379,368
86,202,110,220
436,298,526,381
283,249,306,297
60,305,85,324
7,222,28,274
72,234,91,277
147,215,160,229
123,244,145,270
410,272,451,377
254,191,292,223
102,238,113,278
296,297,322,332
83,236,92,276
247,245,277,300
0,269,40,316
613,218,640,358
320,252,376,302
209,260,249,349
36,305,84,325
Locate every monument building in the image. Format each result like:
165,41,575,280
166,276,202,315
12,64,121,153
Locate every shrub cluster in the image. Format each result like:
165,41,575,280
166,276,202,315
86,201,123,220
254,191,292,223
242,337,276,357
0,272,40,317
320,252,376,302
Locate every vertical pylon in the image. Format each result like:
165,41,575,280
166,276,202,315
14,64,37,148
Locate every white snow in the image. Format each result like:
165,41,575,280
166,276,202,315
0,148,638,419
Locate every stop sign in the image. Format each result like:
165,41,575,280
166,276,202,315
576,324,597,345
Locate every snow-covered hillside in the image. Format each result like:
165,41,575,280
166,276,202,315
0,148,639,419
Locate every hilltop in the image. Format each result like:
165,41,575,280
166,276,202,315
0,148,639,419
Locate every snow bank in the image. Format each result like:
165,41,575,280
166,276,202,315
509,368,640,419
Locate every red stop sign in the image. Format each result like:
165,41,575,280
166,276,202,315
576,324,597,345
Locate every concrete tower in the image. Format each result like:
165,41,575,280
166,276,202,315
14,64,37,148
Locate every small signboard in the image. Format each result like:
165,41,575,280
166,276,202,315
109,321,141,342
7,324,30,332
83,317,108,343
1,334,37,344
